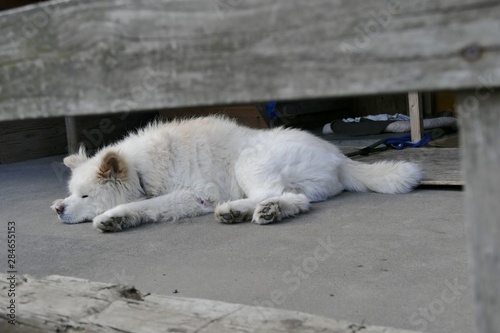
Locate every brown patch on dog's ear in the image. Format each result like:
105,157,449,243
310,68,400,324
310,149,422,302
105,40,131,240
97,151,128,182
63,145,88,170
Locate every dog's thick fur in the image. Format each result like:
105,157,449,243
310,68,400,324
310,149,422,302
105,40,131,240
51,116,421,232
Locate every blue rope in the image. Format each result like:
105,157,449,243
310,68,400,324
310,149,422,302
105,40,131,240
385,133,431,150
266,101,279,120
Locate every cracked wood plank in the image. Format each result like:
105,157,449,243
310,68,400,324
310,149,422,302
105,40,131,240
0,0,500,120
0,274,422,333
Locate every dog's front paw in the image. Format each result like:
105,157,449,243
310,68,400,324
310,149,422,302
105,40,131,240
93,214,123,232
253,202,282,225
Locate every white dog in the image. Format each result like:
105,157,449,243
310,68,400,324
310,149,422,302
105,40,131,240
51,116,421,232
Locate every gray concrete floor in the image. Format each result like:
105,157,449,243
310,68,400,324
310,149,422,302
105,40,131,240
1,155,475,333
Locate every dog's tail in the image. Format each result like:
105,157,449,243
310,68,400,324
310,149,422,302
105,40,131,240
339,158,422,194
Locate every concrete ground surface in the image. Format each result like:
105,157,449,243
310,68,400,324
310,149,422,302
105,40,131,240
1,155,474,333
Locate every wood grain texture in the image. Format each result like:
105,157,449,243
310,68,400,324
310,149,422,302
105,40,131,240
1,0,500,120
0,274,421,333
457,90,500,333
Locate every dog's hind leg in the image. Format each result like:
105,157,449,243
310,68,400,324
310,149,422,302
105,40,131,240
252,192,311,225
214,198,259,224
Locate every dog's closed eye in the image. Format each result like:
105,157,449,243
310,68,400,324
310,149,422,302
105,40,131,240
81,195,89,198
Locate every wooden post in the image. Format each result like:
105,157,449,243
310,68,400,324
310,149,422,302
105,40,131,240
64,116,78,154
456,90,500,333
408,92,424,142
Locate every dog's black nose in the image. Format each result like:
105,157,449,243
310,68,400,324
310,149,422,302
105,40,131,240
55,203,65,215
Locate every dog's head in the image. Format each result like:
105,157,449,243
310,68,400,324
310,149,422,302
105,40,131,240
51,147,141,224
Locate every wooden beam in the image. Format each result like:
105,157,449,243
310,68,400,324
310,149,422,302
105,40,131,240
0,0,499,120
408,92,424,142
0,274,422,333
457,90,500,333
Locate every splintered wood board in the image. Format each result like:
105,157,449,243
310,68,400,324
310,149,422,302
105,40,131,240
1,1,500,121
0,274,421,333
340,147,462,186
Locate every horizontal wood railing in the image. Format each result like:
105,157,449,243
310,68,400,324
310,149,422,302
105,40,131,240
0,0,499,120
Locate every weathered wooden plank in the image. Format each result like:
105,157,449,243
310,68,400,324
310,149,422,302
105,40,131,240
0,274,422,333
457,91,500,333
340,147,462,186
408,92,423,142
1,0,500,120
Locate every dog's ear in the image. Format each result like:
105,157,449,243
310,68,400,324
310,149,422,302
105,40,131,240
97,151,128,182
63,145,88,170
